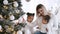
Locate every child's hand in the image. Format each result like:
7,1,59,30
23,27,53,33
46,28,48,32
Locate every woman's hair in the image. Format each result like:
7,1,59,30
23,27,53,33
43,15,50,23
36,4,44,11
36,4,48,16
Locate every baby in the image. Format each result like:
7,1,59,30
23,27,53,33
40,15,50,34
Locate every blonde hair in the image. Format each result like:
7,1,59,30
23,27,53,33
36,4,48,16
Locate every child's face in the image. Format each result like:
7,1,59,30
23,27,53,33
42,19,47,24
27,16,34,23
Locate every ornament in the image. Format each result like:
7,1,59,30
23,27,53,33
17,30,23,34
3,5,8,9
0,14,3,19
13,1,18,7
15,9,20,14
9,14,15,20
3,0,8,5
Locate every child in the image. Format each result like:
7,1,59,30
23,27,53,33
17,12,35,34
27,12,35,23
40,15,50,34
42,15,50,24
24,12,35,34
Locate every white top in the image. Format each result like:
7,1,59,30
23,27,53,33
37,17,47,33
40,23,47,33
35,16,47,33
25,21,35,34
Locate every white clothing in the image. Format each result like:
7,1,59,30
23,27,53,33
47,14,58,34
34,16,47,33
18,14,27,23
33,25,40,32
24,21,36,34
34,13,58,34
40,23,47,33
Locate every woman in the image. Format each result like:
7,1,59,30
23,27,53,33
34,4,58,34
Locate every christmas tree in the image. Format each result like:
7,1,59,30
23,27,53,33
0,0,25,34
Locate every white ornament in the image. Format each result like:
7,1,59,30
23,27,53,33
3,0,8,5
15,10,20,14
17,30,23,34
13,1,18,7
0,15,3,18
9,15,15,20
0,25,2,30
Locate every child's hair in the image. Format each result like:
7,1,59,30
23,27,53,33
27,12,35,16
43,15,50,23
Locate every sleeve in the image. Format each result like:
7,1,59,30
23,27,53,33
18,16,24,23
18,14,27,23
32,19,38,27
12,20,19,24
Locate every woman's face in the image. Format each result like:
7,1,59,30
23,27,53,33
37,7,44,17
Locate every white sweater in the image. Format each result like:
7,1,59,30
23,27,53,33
24,21,35,34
